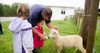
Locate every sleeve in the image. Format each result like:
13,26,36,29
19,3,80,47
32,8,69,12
8,18,23,33
22,27,33,51
28,15,37,27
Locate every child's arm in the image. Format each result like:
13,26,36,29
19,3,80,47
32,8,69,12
32,28,46,40
8,18,23,33
46,23,58,30
22,28,33,53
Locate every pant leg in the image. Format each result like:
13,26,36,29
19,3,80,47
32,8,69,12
22,46,26,53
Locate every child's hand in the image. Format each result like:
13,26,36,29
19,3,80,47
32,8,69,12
40,34,46,40
29,50,32,53
45,36,49,40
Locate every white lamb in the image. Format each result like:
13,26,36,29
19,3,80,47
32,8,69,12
49,29,86,53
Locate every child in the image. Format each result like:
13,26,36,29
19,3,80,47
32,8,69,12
9,4,33,53
32,19,46,53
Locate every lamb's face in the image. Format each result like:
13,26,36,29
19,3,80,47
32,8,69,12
49,29,59,38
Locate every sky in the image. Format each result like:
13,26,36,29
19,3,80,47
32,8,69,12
0,0,85,9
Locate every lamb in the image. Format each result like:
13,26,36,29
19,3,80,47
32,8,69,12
49,29,86,53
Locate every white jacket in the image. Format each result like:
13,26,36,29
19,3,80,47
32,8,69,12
9,18,33,53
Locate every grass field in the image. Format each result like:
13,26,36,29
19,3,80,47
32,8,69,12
0,20,100,53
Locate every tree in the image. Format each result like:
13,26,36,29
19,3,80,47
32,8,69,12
10,3,18,16
1,3,18,17
0,3,3,16
80,0,99,53
2,4,11,16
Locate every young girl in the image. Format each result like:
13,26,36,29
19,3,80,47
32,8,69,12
32,19,46,53
9,4,33,53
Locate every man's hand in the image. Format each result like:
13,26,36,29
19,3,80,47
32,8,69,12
46,23,58,30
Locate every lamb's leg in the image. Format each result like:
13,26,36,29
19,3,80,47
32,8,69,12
76,43,86,53
56,49,61,53
74,37,86,53
56,47,62,53
78,47,86,53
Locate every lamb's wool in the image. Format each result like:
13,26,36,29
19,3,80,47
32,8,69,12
49,29,86,53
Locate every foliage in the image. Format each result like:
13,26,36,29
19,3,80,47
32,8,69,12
0,3,18,17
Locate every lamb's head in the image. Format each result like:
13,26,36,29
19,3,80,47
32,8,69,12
49,28,60,38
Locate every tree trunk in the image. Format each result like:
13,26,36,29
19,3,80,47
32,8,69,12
80,0,99,53
80,0,92,49
86,0,99,53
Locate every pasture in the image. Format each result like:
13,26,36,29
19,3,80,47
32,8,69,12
0,20,100,53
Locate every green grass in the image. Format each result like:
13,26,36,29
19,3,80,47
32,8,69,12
0,20,100,53
98,16,100,20
94,22,100,53
0,22,13,53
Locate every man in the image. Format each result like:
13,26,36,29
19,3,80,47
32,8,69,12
28,4,57,40
28,4,57,53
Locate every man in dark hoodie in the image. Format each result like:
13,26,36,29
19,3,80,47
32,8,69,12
28,4,57,53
